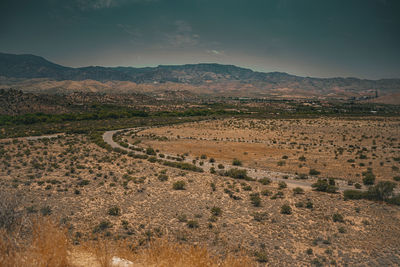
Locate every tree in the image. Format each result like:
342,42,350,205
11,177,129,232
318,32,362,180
312,179,338,193
367,181,396,201
362,169,375,185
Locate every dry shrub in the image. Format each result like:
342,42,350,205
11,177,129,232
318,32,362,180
81,237,253,267
0,229,24,267
27,217,69,267
132,238,253,267
0,217,69,267
83,238,135,267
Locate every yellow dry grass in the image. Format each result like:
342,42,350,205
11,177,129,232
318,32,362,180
0,218,254,267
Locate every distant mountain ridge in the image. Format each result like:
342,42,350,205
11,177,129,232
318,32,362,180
1,52,400,98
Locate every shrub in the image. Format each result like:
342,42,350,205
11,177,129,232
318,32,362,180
393,176,400,182
40,206,52,216
177,214,187,222
0,191,21,231
354,183,362,189
108,206,121,216
311,179,337,193
173,181,186,190
277,160,285,166
209,158,215,163
163,161,203,172
254,251,268,263
249,193,261,207
261,189,271,196
332,212,344,223
278,181,287,189
158,174,168,181
258,177,271,185
309,169,321,176
211,207,222,216
387,194,400,205
146,147,156,155
77,179,90,186
93,220,112,233
293,187,304,195
232,158,242,166
343,190,365,200
225,168,252,181
366,181,396,201
242,185,252,191
210,182,216,191
280,204,292,214
187,220,199,228
217,164,225,169
362,169,375,185
252,212,268,222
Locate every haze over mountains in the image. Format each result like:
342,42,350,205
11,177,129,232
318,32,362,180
1,52,400,102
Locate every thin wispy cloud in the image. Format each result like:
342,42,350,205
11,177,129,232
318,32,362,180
163,20,200,48
206,49,225,56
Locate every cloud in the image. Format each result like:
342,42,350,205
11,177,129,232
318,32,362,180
209,50,221,55
163,20,200,48
206,49,226,57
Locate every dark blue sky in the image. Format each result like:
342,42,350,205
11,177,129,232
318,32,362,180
1,0,399,79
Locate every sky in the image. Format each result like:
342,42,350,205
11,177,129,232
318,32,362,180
0,0,399,79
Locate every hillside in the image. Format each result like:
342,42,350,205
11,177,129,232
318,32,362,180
1,52,400,100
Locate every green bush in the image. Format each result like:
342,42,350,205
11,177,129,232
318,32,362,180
211,206,222,216
173,180,186,190
332,212,344,222
278,181,287,189
224,168,252,181
232,158,242,166
158,174,168,181
309,169,321,176
362,169,375,185
293,187,304,195
258,177,271,185
146,147,156,156
311,179,338,193
108,206,121,216
280,204,292,214
366,181,396,201
163,161,203,172
250,193,261,207
187,220,199,228
344,190,365,200
93,220,112,233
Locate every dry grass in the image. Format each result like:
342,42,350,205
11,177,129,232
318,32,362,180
132,239,253,267
1,217,254,267
0,217,69,267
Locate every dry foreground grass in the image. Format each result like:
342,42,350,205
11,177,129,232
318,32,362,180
0,117,400,266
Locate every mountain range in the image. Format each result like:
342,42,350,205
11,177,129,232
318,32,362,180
1,52,399,102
